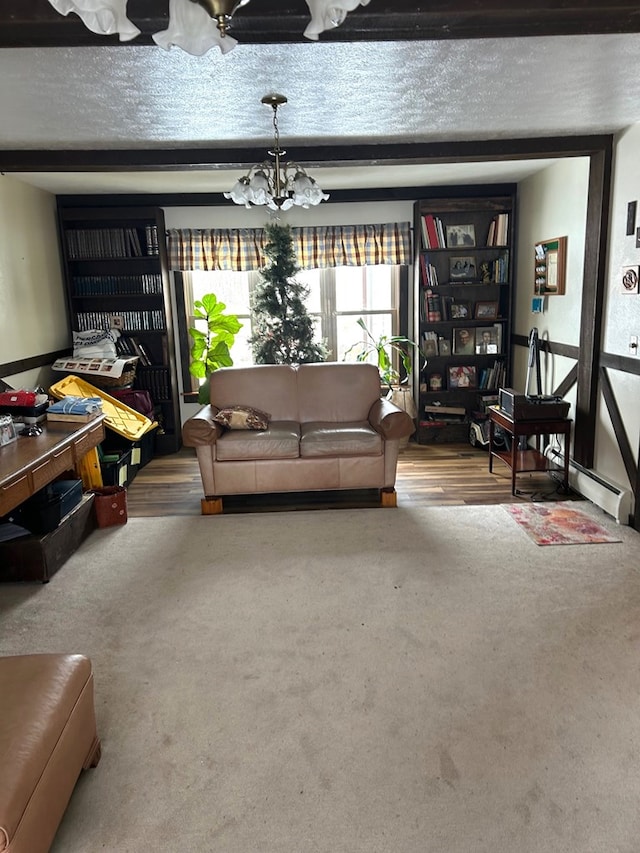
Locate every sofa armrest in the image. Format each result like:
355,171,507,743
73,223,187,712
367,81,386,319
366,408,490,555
182,405,224,447
368,398,415,440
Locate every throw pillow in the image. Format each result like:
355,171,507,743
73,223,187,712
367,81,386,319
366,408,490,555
213,405,270,431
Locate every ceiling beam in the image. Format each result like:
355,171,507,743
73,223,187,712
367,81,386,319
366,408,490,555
2,1,640,48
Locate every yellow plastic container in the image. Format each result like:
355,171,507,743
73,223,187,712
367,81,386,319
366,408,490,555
49,375,157,441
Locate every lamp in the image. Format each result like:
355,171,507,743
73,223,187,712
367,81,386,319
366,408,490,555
224,94,330,211
46,0,371,55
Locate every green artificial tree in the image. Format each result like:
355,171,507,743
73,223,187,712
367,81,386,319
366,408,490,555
250,222,327,364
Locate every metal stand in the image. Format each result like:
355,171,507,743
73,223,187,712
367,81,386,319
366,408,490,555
525,327,542,398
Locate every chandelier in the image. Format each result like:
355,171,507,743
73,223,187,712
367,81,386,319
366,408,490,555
224,94,330,211
46,0,371,56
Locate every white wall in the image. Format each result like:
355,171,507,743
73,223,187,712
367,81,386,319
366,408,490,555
596,124,640,494
0,175,69,389
512,158,589,422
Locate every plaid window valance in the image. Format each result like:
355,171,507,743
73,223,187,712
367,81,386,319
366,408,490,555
166,222,412,271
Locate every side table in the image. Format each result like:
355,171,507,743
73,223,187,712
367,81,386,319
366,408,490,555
488,406,572,496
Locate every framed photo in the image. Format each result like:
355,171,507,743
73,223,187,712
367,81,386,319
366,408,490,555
422,337,438,358
448,365,477,389
446,224,476,248
438,337,451,356
0,414,17,447
449,301,471,320
475,300,498,320
452,327,475,355
475,326,499,354
449,256,477,281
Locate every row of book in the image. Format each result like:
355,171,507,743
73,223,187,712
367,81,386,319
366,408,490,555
420,289,502,324
135,367,171,402
420,213,510,250
478,359,506,391
420,252,509,288
76,310,165,332
71,273,163,296
116,335,154,366
66,225,160,259
487,213,509,247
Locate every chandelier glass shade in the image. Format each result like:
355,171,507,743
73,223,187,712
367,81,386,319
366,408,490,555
46,0,371,55
224,95,330,211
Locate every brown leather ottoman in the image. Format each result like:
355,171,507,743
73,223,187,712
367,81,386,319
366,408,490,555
0,654,101,853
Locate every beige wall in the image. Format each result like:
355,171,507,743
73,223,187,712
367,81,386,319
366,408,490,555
0,174,69,389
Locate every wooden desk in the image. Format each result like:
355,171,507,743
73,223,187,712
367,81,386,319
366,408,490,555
0,417,105,517
488,406,571,496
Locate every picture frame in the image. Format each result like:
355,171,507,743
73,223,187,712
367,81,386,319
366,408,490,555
448,365,477,389
445,224,476,248
534,236,567,295
620,265,640,294
438,337,451,356
0,414,17,447
449,256,477,281
449,301,471,320
452,327,475,355
475,326,499,354
474,300,499,320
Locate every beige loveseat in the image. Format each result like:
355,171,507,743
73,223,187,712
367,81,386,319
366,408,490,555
182,362,414,513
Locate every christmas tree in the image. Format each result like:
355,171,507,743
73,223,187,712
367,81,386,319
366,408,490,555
251,222,327,364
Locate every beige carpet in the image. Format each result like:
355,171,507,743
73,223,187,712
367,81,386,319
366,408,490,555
1,503,640,853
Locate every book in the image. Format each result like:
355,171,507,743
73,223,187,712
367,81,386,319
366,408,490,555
424,404,466,416
47,411,102,423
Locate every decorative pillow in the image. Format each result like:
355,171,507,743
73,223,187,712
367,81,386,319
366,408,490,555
213,405,270,431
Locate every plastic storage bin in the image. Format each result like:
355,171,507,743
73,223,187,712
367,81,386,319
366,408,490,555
19,479,83,535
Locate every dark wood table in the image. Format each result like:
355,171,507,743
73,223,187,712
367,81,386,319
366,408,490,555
488,406,571,496
0,416,105,517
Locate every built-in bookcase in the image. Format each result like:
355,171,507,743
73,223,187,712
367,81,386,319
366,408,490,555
57,205,181,454
413,191,516,443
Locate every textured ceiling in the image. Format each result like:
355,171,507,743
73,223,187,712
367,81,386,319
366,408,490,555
1,32,639,192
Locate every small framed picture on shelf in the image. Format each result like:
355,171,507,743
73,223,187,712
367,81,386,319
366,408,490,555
422,338,438,358
448,365,477,389
449,301,471,320
445,224,476,248
475,327,499,354
449,256,477,280
475,300,499,320
438,337,451,356
452,327,475,355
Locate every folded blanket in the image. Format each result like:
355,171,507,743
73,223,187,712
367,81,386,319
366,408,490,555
47,395,104,415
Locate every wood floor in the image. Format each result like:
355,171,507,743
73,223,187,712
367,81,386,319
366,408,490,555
126,440,579,517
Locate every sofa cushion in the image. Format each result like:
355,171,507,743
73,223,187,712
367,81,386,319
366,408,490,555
216,421,301,461
300,421,382,457
213,405,270,431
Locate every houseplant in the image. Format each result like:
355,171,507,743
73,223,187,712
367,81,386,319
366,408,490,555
343,317,424,391
189,293,243,404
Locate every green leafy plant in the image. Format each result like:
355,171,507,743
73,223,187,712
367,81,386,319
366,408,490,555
189,293,243,404
343,317,424,389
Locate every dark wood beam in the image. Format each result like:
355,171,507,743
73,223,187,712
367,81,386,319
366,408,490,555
2,1,640,48
0,136,615,174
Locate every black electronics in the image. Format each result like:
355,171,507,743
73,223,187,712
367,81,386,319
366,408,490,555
499,387,570,420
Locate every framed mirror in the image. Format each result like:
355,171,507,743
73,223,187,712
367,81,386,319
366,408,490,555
534,236,567,295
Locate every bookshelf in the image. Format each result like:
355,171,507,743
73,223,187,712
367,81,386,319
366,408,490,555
413,192,516,444
57,206,181,455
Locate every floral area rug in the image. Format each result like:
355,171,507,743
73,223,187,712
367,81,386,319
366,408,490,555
504,503,622,546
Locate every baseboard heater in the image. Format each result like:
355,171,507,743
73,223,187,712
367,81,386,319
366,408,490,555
545,447,632,524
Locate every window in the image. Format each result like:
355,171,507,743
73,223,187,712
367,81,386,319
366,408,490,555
177,265,404,398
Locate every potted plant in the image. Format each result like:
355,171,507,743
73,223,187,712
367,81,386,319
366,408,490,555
343,317,424,391
189,293,243,404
